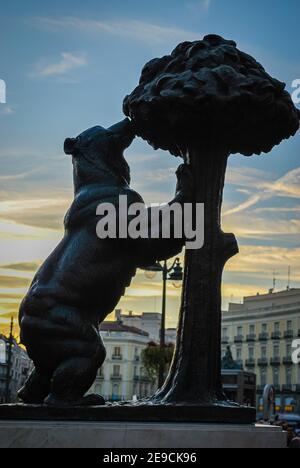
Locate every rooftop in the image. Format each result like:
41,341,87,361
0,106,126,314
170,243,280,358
100,321,149,337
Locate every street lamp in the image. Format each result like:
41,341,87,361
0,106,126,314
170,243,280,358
144,258,183,388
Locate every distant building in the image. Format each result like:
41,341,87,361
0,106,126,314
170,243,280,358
88,321,156,401
222,288,300,413
115,309,177,344
0,334,32,403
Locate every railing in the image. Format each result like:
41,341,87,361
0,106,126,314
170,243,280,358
282,385,293,393
257,385,266,393
284,331,294,339
246,334,256,343
111,374,122,381
245,358,255,368
257,358,268,367
271,332,281,340
259,333,269,341
221,337,229,344
234,335,244,344
112,355,123,361
270,357,281,366
283,357,293,365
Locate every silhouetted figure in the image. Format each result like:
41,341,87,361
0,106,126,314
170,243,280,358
18,119,193,407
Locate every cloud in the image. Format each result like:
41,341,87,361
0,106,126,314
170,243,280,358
31,52,88,77
0,198,69,231
34,17,199,45
0,106,15,115
187,0,212,12
1,262,40,272
0,275,31,289
224,217,300,240
0,168,42,182
224,166,300,217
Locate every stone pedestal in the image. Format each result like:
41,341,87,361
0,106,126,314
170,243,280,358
0,421,286,448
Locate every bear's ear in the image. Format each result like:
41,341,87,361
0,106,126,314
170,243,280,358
64,138,78,155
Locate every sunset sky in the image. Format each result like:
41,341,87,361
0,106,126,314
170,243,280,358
0,0,299,336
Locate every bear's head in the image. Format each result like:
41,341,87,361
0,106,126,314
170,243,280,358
64,118,135,191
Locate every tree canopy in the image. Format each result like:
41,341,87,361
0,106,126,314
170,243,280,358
124,35,299,157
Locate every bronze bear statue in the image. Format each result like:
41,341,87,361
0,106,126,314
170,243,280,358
18,118,193,407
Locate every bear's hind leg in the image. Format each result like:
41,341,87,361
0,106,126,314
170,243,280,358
18,367,52,404
44,356,105,407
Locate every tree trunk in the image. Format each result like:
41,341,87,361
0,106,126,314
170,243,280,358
152,144,239,404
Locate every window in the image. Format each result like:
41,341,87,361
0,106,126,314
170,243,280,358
274,322,280,333
262,323,267,333
222,328,228,338
112,383,120,401
249,324,255,335
286,344,292,358
237,326,243,336
261,347,267,359
286,368,292,387
274,345,280,358
287,320,292,331
113,365,120,376
273,368,280,387
249,348,254,359
260,369,267,387
236,348,242,360
113,347,121,357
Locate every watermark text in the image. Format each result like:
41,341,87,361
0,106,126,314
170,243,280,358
292,339,300,364
96,196,204,250
292,79,300,105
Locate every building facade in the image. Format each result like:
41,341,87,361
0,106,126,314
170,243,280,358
89,321,156,401
115,309,177,344
0,334,32,403
222,288,300,413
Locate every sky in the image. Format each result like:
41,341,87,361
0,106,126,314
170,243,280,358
0,0,299,336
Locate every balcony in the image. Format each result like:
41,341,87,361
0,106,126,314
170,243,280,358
112,355,123,361
221,337,229,345
111,374,122,381
284,330,294,339
234,335,244,344
271,332,281,340
270,357,281,366
245,358,255,368
282,385,293,393
257,358,268,367
246,334,256,343
134,356,140,362
259,333,269,342
257,385,266,393
283,356,293,366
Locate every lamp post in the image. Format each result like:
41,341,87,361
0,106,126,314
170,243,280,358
144,258,183,388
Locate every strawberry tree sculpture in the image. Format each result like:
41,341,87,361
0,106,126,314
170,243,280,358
124,35,299,411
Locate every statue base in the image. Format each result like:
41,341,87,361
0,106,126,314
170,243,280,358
0,402,255,424
0,419,286,448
